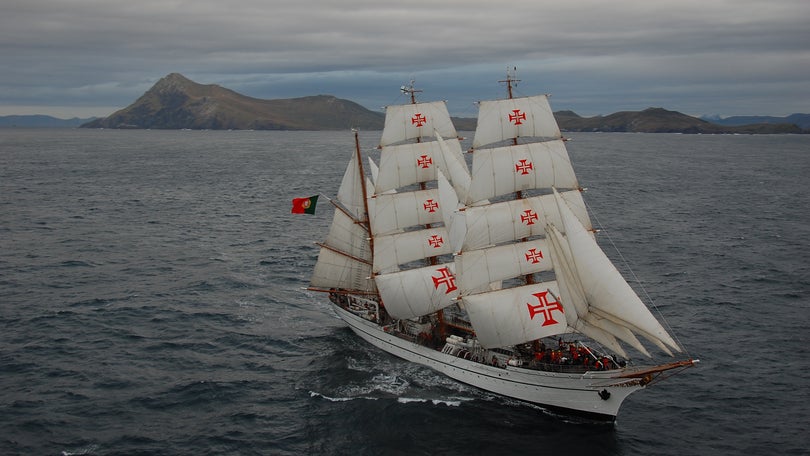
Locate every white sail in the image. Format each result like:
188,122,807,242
545,223,633,357
370,188,443,236
310,246,376,292
435,133,471,205
472,95,561,149
337,152,366,220
322,207,371,262
552,189,681,354
375,264,459,320
544,222,587,315
461,189,591,251
572,320,628,358
462,281,568,349
469,140,578,203
437,170,466,254
368,157,380,188
373,227,453,273
380,101,458,147
582,314,645,358
311,145,375,293
375,141,439,193
456,239,552,295
552,222,655,357
374,138,465,194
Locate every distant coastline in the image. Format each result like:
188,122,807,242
3,73,808,133
4,112,808,134
0,115,97,128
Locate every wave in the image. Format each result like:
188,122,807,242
60,444,99,456
396,397,465,407
309,391,467,407
309,391,379,402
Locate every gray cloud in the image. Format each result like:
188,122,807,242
1,0,808,117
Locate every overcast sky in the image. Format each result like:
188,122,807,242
1,0,808,118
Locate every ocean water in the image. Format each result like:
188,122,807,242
1,129,808,455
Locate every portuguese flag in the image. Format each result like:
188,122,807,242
291,195,319,214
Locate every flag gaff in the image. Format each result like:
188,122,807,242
291,195,319,214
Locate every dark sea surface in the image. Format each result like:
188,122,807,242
1,129,808,455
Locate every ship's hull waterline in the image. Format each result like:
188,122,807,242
331,303,644,421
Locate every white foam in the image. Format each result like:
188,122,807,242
311,390,469,408
61,445,99,456
309,390,379,402
397,397,464,407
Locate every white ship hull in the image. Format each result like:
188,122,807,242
331,303,644,420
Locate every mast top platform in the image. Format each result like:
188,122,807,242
400,80,422,104
499,66,520,99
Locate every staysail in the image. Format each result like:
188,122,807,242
551,188,681,355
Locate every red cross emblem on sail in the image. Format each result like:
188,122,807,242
509,109,527,125
428,234,444,248
525,248,544,264
515,159,534,175
520,209,538,225
424,199,438,213
432,267,457,294
411,113,427,127
527,291,564,326
417,154,433,169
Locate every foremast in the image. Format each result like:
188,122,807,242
354,129,373,266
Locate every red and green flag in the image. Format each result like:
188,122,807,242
291,195,319,214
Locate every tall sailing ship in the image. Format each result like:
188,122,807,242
307,72,695,420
